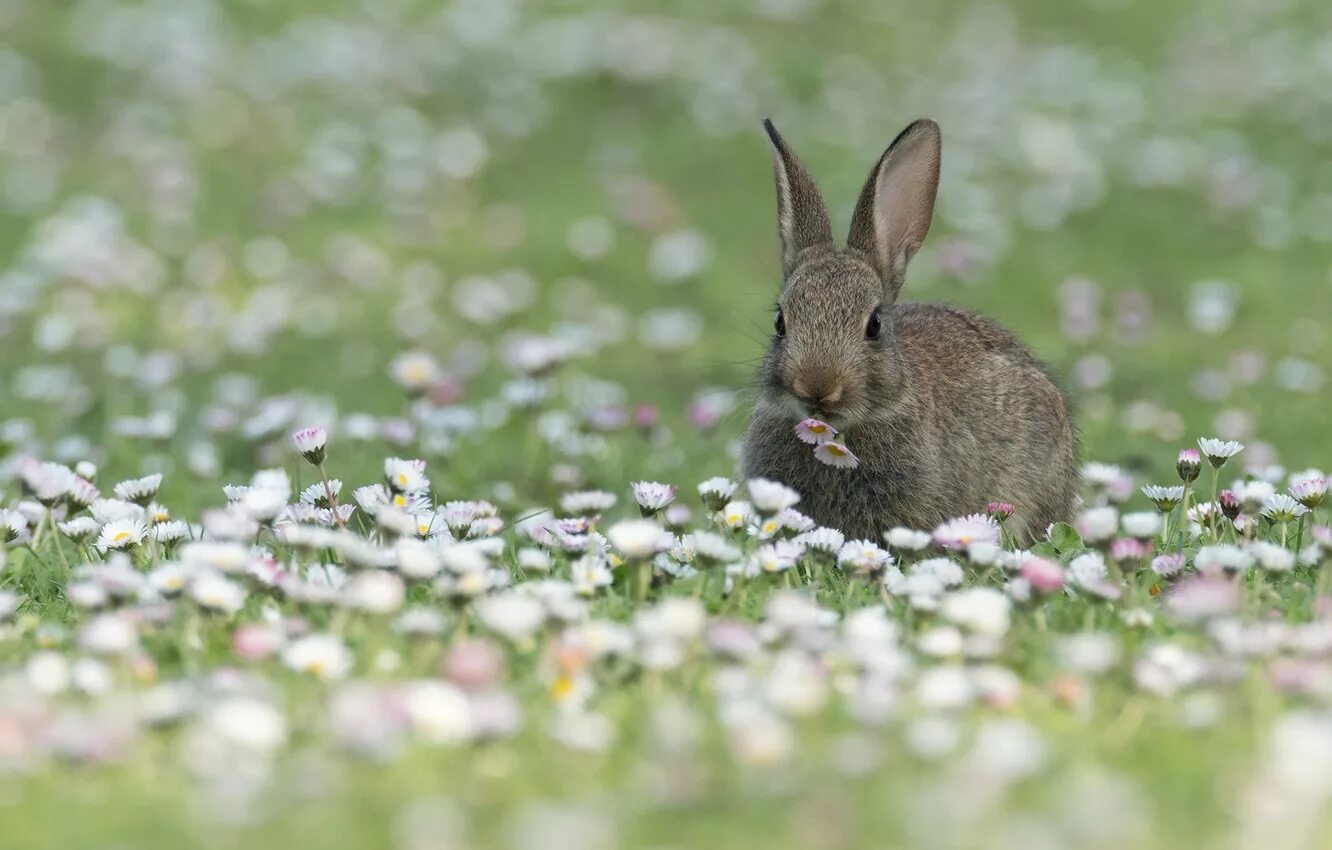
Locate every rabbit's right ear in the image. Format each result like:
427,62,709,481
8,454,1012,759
846,119,941,299
763,119,834,280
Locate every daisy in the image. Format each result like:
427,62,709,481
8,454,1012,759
788,530,841,556
291,426,328,465
1217,489,1241,520
66,477,100,509
1197,437,1244,468
631,481,677,514
389,350,442,393
1,509,27,544
95,518,148,553
113,473,163,506
1121,511,1162,539
692,530,741,563
57,516,99,543
1019,556,1064,592
1075,506,1119,543
1290,474,1327,509
300,480,342,508
884,527,932,551
281,634,354,681
795,418,837,445
837,540,893,573
813,442,859,469
697,477,738,511
1150,552,1185,577
384,457,430,495
1176,448,1202,483
606,519,670,560
747,478,800,513
933,513,1000,550
570,555,614,597
1261,493,1309,523
721,500,754,530
560,490,617,515
19,460,74,506
153,520,190,544
190,572,247,615
755,541,804,574
352,483,390,516
1248,541,1296,572
1141,484,1185,513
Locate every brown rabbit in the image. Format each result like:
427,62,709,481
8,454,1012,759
741,118,1076,542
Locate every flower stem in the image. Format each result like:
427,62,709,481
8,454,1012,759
317,462,348,530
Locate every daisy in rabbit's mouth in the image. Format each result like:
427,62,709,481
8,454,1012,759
795,418,859,469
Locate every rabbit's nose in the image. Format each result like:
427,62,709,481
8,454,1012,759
793,376,844,407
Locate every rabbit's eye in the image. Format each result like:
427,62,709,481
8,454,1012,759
774,309,786,338
865,309,882,340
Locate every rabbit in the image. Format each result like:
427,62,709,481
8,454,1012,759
740,118,1076,543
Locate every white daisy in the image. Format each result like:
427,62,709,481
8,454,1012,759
1197,437,1245,468
113,473,163,506
291,425,328,465
747,478,800,513
95,518,148,553
631,481,677,513
697,477,738,511
281,634,354,680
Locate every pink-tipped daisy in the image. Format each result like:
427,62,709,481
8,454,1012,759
813,442,859,469
932,513,1000,550
795,418,837,445
292,426,328,465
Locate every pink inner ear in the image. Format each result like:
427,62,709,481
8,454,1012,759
872,134,940,265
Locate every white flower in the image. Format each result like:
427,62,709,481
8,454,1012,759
205,698,288,754
794,527,844,553
570,555,613,597
19,460,74,505
913,557,965,587
291,426,328,464
95,518,148,553
838,540,893,573
341,571,406,614
1,509,28,543
933,514,1000,550
631,481,676,512
112,473,163,505
78,613,138,654
389,350,441,391
559,490,617,515
401,680,475,744
190,571,247,614
941,588,1011,637
721,500,753,529
1248,541,1296,572
516,548,553,572
1075,506,1118,543
1261,493,1309,523
606,519,670,560
1068,552,1108,588
384,457,430,494
89,498,145,525
1121,511,1163,538
153,520,190,543
1194,544,1254,574
692,531,741,562
884,527,932,551
1198,437,1244,466
282,634,354,680
746,478,800,513
476,592,547,641
395,537,443,580
697,477,737,510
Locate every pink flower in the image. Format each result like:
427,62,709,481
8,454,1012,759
795,418,837,445
813,442,859,469
987,502,1015,520
1165,576,1239,622
1151,552,1185,577
932,513,1000,550
1111,537,1153,561
1019,556,1064,592
232,623,284,661
633,404,660,430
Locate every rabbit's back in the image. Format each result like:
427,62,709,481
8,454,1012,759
742,302,1075,541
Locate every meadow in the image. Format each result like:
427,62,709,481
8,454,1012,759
1,0,1331,847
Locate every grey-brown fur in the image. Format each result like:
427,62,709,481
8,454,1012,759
741,119,1076,542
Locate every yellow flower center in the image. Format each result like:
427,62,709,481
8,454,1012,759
112,531,131,543
307,659,327,676
551,675,575,701
809,424,826,433
826,445,847,456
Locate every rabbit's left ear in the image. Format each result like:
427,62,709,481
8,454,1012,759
846,119,941,298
